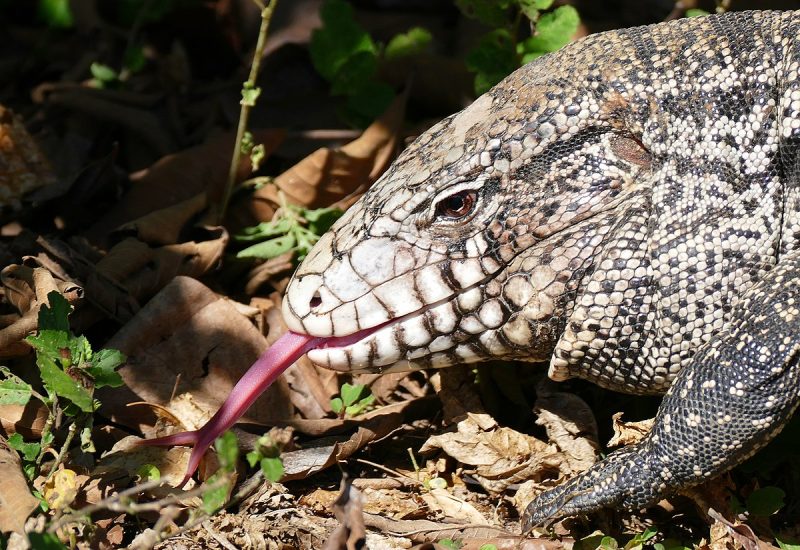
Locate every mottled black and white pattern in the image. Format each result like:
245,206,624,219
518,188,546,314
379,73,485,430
282,11,800,524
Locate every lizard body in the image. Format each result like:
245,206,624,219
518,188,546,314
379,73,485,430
281,9,800,524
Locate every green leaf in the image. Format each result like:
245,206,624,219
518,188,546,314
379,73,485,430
68,335,92,367
0,377,32,405
236,218,295,241
685,8,709,17
236,234,297,260
87,348,125,389
90,63,118,84
215,431,239,472
625,527,658,550
246,450,260,468
136,464,161,482
8,433,40,462
241,85,261,107
342,80,395,128
37,0,73,28
455,0,511,27
777,538,800,550
746,486,785,516
250,143,266,172
201,472,232,515
304,207,344,236
437,539,462,550
310,0,378,82
260,457,284,482
38,292,71,333
479,545,498,550
38,354,94,413
465,30,518,95
330,51,378,96
27,532,67,550
519,4,579,63
80,425,96,453
330,397,344,414
340,383,367,407
385,27,433,60
123,46,147,72
600,536,619,550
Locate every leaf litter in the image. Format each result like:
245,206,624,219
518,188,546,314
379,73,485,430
0,2,797,549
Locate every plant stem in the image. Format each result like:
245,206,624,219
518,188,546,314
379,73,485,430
215,0,279,225
43,419,78,484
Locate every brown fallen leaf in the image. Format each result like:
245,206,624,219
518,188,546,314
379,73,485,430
322,476,366,550
281,397,438,481
0,266,83,354
98,276,294,432
246,92,406,219
0,105,57,209
0,401,49,439
0,435,39,534
420,413,563,493
534,381,599,474
94,222,228,308
86,129,285,246
420,488,488,524
707,508,770,550
607,412,655,448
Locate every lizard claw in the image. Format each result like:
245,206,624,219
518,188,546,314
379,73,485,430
522,444,657,531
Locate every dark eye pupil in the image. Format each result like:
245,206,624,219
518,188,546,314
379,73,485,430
436,190,477,219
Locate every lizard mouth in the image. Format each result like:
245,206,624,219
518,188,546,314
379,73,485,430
306,293,460,372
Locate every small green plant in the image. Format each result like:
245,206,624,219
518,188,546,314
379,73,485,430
235,203,343,261
330,383,375,417
437,539,462,550
245,434,285,482
0,291,125,479
457,0,580,94
745,486,786,517
37,0,73,28
310,0,431,126
201,431,240,515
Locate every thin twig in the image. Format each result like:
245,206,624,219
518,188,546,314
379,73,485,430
215,0,280,224
43,419,78,484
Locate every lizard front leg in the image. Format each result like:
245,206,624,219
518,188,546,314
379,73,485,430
523,253,800,529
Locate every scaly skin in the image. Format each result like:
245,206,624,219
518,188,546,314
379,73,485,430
281,10,800,525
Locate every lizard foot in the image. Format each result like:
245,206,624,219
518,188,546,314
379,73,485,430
522,444,660,531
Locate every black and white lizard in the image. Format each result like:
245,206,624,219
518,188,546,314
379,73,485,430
149,9,800,527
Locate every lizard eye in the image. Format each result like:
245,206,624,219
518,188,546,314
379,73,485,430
435,189,478,220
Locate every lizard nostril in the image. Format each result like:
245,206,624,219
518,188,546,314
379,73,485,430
309,293,322,309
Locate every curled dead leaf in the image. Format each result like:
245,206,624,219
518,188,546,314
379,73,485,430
322,476,366,550
0,435,39,534
419,413,563,493
607,412,654,448
534,382,599,474
248,93,406,218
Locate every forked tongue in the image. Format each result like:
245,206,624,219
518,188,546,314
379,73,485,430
141,331,324,486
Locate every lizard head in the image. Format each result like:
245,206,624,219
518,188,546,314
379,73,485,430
282,35,654,374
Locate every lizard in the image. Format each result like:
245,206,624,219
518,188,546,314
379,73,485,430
146,9,800,528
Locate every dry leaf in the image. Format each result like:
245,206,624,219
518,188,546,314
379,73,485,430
607,412,654,448
43,468,81,510
534,383,599,473
86,129,285,246
98,276,294,431
0,105,57,209
0,401,50,439
420,413,563,493
248,93,406,217
322,476,366,550
420,488,488,524
0,436,40,534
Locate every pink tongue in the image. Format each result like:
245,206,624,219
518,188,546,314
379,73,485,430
141,331,324,486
